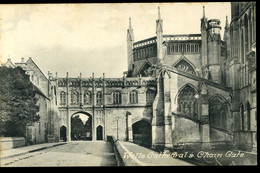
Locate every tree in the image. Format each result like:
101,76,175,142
71,115,85,140
0,66,40,137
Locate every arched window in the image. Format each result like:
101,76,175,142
191,44,194,52
244,14,249,52
129,90,138,104
71,91,79,105
83,91,92,105
183,44,186,52
113,91,122,104
195,44,199,52
96,91,103,105
240,104,244,131
171,44,175,53
146,89,156,104
209,96,228,130
177,85,198,119
60,91,66,105
167,44,171,55
179,44,182,53
246,102,251,131
187,44,190,52
240,20,244,63
175,44,178,52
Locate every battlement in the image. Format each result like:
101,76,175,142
57,76,156,87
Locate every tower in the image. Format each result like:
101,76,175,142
207,19,222,84
156,7,164,62
127,17,134,75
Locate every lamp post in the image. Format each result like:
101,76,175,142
115,115,119,140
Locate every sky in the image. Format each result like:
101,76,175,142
0,2,231,78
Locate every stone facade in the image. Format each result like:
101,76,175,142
2,3,256,153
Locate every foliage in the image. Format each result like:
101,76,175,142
71,115,85,140
0,66,40,137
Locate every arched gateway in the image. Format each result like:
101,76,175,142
70,111,93,141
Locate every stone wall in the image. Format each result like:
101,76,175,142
0,137,25,151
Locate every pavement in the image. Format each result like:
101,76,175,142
0,142,66,161
0,141,117,167
120,141,195,166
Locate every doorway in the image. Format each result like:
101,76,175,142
60,126,67,142
96,125,103,140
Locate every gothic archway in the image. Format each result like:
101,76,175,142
209,95,229,141
70,112,92,141
96,125,103,140
60,126,67,142
132,120,152,147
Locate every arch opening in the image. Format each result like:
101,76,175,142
71,112,92,141
60,126,67,142
132,120,152,147
96,125,103,140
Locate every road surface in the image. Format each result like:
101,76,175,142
1,141,117,167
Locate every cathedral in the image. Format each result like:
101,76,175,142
3,2,256,153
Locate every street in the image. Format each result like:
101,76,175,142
1,141,117,167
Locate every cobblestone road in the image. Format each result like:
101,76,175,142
2,141,117,167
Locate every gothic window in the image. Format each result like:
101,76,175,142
113,91,122,104
244,14,249,52
240,20,244,63
177,85,198,119
129,90,138,104
240,104,245,131
246,102,251,131
183,44,186,52
71,90,79,105
167,44,170,55
174,60,196,75
84,91,92,105
191,44,195,52
209,96,228,130
96,91,103,105
195,44,199,52
179,44,183,53
146,89,156,104
60,91,66,105
175,44,178,52
187,44,190,52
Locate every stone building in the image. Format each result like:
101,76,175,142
3,57,51,144
2,2,257,153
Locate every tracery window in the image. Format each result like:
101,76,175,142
96,91,103,105
71,90,80,105
60,91,66,105
129,90,138,104
113,91,122,104
174,60,196,75
177,85,198,119
83,91,92,105
209,96,228,130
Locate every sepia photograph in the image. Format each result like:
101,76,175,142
0,2,257,167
